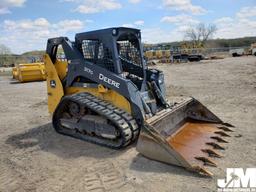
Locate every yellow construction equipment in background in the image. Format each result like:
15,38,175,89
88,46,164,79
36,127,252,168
12,62,46,83
12,67,18,79
144,50,171,63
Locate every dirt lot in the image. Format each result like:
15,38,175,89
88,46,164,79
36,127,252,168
0,56,255,192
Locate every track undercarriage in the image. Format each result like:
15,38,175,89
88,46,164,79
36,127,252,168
53,92,139,149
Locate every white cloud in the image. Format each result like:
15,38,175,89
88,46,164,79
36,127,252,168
162,0,206,15
214,7,256,39
142,27,187,43
75,6,99,14
236,6,256,18
122,20,144,28
1,0,26,7
55,20,84,32
0,18,84,53
0,7,10,14
134,20,144,26
63,0,122,14
129,0,141,4
214,17,234,24
122,23,135,28
3,18,51,31
0,0,26,14
161,14,199,25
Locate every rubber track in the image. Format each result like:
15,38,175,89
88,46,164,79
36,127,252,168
53,92,139,149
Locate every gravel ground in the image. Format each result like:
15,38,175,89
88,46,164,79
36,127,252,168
0,56,255,192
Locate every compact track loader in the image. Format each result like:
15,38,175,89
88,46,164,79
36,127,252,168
44,27,233,176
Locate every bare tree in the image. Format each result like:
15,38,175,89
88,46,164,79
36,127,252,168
0,44,11,55
184,23,217,47
0,44,12,67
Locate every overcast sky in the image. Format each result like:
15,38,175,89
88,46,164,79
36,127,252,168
0,0,256,54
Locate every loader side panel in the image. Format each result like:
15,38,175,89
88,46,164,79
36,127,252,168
44,53,131,114
44,54,64,113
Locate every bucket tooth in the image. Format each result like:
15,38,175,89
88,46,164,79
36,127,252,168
206,142,225,150
214,131,231,137
217,126,234,132
201,149,222,158
210,136,228,143
221,123,235,127
193,166,213,177
195,157,217,167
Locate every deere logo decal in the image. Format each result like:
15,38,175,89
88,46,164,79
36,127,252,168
99,73,120,88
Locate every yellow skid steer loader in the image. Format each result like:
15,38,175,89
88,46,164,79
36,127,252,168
44,27,233,176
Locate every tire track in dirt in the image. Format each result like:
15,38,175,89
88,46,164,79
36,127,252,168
30,159,130,192
0,158,37,192
62,160,128,192
0,164,20,192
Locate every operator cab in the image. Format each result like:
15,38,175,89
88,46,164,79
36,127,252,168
75,27,146,90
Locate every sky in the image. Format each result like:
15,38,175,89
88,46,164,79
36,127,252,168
0,0,256,54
